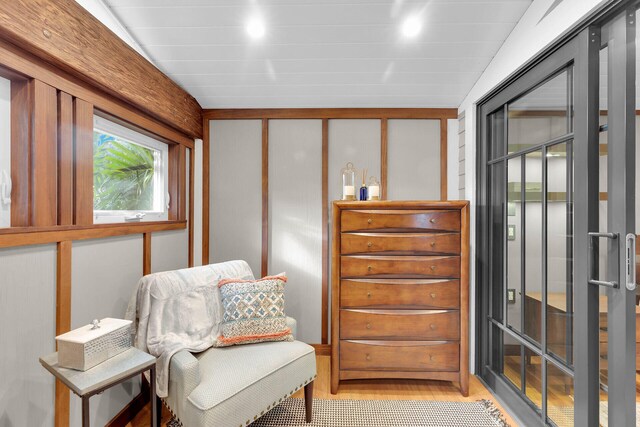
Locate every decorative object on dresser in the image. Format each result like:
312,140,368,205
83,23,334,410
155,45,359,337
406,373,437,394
331,200,470,396
341,162,357,200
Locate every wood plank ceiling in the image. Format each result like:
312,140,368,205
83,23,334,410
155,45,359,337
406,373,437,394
103,0,532,109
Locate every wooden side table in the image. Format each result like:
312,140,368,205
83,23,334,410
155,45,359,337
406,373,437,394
40,347,158,427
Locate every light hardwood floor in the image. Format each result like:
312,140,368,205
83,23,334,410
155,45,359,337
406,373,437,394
129,355,517,427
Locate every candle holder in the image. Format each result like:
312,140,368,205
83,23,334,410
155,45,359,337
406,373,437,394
368,176,380,200
341,162,357,200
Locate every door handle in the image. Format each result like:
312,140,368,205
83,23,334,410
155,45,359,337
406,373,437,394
588,232,619,288
626,233,637,291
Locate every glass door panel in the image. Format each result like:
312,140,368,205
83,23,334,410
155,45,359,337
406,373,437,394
546,142,574,365
507,156,523,333
524,150,543,344
507,71,569,154
488,66,574,422
546,363,574,427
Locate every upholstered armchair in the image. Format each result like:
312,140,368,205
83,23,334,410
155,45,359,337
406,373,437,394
128,260,317,426
163,317,316,426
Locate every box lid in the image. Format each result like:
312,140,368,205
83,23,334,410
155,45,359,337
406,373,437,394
56,318,132,344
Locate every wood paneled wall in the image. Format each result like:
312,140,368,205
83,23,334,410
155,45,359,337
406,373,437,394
202,108,457,345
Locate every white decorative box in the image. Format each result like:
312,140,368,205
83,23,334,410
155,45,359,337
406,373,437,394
56,318,132,371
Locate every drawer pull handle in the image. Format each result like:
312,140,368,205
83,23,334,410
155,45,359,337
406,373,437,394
366,354,371,361
430,265,436,271
367,242,373,248
428,354,434,361
367,218,373,224
367,291,372,298
366,323,371,330
430,242,436,247
430,218,436,224
367,266,373,271
430,324,437,330
430,292,437,299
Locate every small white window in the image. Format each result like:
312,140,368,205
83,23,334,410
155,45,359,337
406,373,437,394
93,116,169,223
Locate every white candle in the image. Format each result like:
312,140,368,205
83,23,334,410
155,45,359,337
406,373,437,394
343,185,355,198
369,185,380,198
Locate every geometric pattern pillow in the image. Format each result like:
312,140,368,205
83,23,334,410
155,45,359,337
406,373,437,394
214,275,293,347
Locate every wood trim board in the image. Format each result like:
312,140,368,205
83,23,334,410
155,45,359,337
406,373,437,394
143,233,151,276
189,147,195,267
261,119,269,277
73,97,94,226
55,240,72,427
57,92,74,226
202,118,210,265
440,118,448,200
31,79,58,226
380,118,388,200
311,344,331,356
0,221,186,249
321,119,329,345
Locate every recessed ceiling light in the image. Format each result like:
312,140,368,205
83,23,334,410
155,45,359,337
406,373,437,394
402,15,422,38
247,18,265,39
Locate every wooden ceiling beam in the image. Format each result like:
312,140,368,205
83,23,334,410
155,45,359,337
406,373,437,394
0,0,203,138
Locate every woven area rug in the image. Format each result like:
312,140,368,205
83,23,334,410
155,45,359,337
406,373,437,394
247,398,510,427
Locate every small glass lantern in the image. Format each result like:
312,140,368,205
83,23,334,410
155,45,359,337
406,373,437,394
341,162,357,200
368,176,380,200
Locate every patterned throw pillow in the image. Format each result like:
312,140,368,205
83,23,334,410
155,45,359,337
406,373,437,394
215,275,293,347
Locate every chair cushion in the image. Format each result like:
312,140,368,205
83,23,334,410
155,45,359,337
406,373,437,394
187,340,315,412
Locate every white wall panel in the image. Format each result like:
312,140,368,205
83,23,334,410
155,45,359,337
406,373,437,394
328,119,381,343
70,236,143,427
268,120,323,343
387,119,441,200
328,119,381,201
447,118,460,200
193,139,203,267
0,77,10,228
210,120,262,276
152,229,189,273
0,244,56,427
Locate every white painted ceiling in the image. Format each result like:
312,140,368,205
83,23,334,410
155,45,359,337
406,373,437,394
103,0,532,109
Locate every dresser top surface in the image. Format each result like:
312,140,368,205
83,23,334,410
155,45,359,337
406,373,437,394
332,200,470,210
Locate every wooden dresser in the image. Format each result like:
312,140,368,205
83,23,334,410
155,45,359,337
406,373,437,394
331,201,469,396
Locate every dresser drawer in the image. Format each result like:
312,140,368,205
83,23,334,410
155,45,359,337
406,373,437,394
340,340,459,371
340,233,460,256
341,210,460,233
340,279,460,309
340,309,460,340
341,255,460,278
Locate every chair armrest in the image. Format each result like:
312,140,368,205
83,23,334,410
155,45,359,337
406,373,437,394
169,350,201,400
286,317,297,339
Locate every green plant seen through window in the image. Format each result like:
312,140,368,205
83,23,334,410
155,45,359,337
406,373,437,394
93,131,156,211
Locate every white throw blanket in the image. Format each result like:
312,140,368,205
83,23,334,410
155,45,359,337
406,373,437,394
124,260,255,397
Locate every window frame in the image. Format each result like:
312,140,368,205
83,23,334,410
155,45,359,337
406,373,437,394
92,115,169,224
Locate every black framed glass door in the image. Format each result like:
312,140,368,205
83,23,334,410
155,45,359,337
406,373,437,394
594,9,637,426
477,8,638,425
